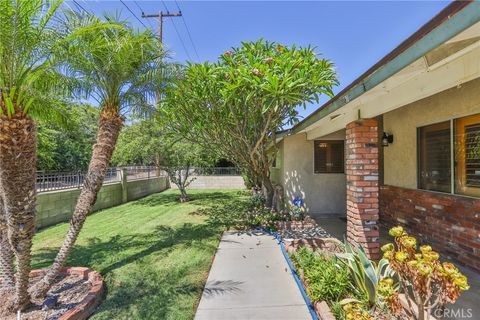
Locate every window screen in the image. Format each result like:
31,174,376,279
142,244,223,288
314,140,344,173
418,121,451,193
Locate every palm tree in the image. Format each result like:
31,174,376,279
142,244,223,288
0,195,15,288
31,13,164,297
0,0,67,309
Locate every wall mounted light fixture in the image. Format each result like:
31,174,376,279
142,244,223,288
382,132,394,147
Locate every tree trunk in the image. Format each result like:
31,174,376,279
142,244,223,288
0,113,37,310
179,188,188,202
31,110,124,298
262,175,274,208
0,194,15,288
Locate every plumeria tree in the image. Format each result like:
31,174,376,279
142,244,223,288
162,39,337,207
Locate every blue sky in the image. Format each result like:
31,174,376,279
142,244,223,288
67,0,450,119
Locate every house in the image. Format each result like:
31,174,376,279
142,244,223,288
271,1,480,271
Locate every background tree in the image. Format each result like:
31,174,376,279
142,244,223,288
38,104,98,171
111,118,163,167
162,39,337,207
31,13,164,297
161,139,216,202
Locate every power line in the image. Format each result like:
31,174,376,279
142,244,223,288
120,0,148,29
72,0,91,15
133,1,156,31
160,1,192,61
174,1,200,61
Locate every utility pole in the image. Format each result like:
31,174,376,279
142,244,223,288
142,10,182,174
142,11,182,43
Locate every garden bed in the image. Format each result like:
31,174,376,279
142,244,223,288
0,267,103,320
285,233,446,320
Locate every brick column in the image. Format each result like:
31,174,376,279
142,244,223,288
345,119,380,260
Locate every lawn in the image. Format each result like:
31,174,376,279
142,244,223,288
32,189,246,320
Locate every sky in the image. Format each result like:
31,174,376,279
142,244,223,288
66,0,450,119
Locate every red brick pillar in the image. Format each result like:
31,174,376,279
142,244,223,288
346,119,380,260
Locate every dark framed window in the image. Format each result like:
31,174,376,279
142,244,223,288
418,121,451,193
314,140,344,173
455,114,480,197
417,113,480,197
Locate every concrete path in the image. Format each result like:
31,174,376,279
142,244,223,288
195,230,311,320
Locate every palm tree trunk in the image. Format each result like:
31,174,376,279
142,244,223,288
0,113,37,310
31,110,123,298
0,194,15,288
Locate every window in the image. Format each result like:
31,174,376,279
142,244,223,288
418,121,451,193
455,114,480,197
417,113,480,197
314,140,344,173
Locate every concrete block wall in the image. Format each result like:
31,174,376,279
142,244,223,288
36,177,169,229
172,175,246,189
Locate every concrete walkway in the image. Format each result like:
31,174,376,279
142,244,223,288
195,230,312,320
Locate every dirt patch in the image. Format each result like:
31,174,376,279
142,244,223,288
0,268,102,320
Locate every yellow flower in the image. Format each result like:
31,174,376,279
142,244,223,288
407,260,418,268
443,262,458,275
381,243,394,252
452,274,470,290
383,250,394,260
423,251,439,261
395,251,408,262
420,245,432,254
418,262,433,276
389,226,404,237
402,236,417,249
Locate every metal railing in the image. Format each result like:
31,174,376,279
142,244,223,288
124,166,167,181
36,168,120,193
35,166,240,193
191,167,242,176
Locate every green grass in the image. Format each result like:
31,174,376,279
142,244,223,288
32,189,245,320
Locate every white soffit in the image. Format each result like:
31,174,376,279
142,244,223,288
304,22,480,141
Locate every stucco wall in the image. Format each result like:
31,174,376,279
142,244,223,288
276,132,346,216
383,78,480,189
36,177,169,229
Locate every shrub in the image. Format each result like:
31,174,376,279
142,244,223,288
290,247,350,303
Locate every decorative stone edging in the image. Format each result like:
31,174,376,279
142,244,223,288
284,237,343,255
30,267,104,320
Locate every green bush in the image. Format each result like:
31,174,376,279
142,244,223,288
290,247,350,303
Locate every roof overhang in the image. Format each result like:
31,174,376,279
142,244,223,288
281,1,480,141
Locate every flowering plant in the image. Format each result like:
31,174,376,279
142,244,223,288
288,196,305,221
379,226,469,320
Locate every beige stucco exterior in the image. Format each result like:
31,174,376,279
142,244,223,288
271,131,346,216
383,77,480,189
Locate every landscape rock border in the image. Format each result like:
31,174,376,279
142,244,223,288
30,267,104,320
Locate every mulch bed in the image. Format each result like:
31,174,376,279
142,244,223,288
275,215,333,240
0,268,103,320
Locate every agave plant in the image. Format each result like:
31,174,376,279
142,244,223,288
336,241,396,309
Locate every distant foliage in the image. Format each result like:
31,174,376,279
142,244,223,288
37,104,98,171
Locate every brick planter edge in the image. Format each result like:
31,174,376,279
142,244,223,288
30,267,104,320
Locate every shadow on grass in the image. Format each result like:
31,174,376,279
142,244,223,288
134,190,243,208
31,190,251,319
32,222,222,319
